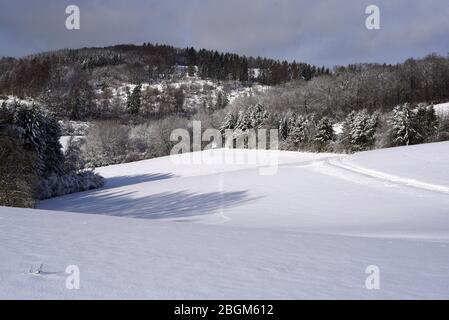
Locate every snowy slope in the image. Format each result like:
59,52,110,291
39,146,449,237
2,143,449,299
2,206,449,299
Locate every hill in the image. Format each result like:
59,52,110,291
1,143,449,298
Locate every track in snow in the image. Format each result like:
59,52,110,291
323,157,449,195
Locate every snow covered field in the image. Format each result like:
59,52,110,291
1,142,449,299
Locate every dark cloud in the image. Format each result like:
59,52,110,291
0,0,448,66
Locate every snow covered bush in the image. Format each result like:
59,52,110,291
38,171,104,200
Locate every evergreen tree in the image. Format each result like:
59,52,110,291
279,116,290,141
235,110,252,132
342,110,378,152
127,84,142,115
390,103,417,146
414,104,438,143
288,115,309,145
248,103,268,129
215,91,229,110
219,112,237,134
314,117,334,151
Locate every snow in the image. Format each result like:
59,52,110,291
2,143,449,299
434,102,449,117
106,79,267,112
333,122,343,135
59,136,84,152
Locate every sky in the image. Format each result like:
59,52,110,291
0,0,448,67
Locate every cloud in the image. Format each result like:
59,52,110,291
0,0,448,66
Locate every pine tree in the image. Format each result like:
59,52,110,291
248,103,268,129
342,110,378,152
215,91,229,110
314,117,334,151
279,116,290,141
288,115,309,145
414,104,438,143
127,84,142,115
390,103,417,146
219,112,237,134
235,110,252,132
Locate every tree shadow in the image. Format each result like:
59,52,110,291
104,173,175,188
51,189,259,221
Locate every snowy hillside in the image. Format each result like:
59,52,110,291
2,143,449,299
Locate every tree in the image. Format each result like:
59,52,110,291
173,87,185,113
279,116,290,141
414,104,438,143
219,112,237,133
127,84,142,115
215,90,229,110
342,110,378,152
235,110,252,132
314,117,334,151
287,115,309,146
0,100,103,204
248,103,268,129
68,79,95,120
0,126,37,207
390,103,417,146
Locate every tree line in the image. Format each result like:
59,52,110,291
0,43,328,99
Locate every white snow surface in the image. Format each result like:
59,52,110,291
434,102,449,116
2,143,449,299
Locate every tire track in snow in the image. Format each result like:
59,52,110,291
324,157,449,195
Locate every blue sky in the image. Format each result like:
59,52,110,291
0,0,448,66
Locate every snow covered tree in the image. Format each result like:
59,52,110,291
5,101,65,177
248,103,268,129
234,104,269,136
235,109,252,132
390,103,417,146
279,115,290,141
219,112,237,134
127,84,142,115
342,109,378,152
314,117,334,151
414,104,438,143
215,91,229,110
0,101,104,204
286,115,309,147
68,80,95,120
0,126,37,208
